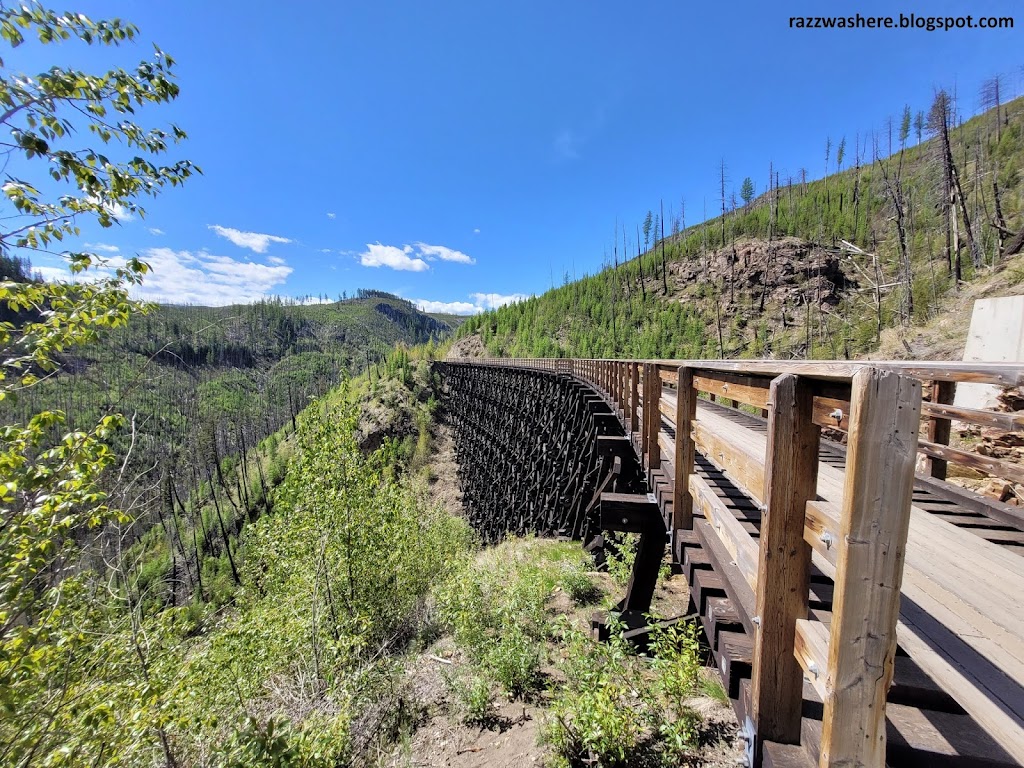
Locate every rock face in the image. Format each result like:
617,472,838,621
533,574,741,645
669,236,857,310
447,333,488,359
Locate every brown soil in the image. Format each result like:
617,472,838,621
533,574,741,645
421,420,463,514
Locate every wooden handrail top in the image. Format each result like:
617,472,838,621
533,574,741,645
446,357,1024,387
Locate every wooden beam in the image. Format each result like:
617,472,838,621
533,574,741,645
599,359,1024,387
804,499,841,573
794,618,830,702
925,380,956,480
691,474,758,591
819,367,921,768
751,374,820,750
673,366,697,552
812,396,851,432
920,399,1024,431
600,493,661,534
693,371,773,410
646,363,661,469
917,439,1024,485
691,419,767,507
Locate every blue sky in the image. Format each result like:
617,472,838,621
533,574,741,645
10,0,1023,312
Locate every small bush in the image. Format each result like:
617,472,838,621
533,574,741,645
544,617,706,767
544,619,651,767
606,533,639,587
483,625,542,698
436,538,581,700
447,671,496,727
560,565,602,606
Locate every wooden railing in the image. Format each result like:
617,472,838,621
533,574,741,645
447,356,1024,767
469,357,1024,488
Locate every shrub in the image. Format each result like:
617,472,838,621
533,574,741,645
447,671,496,727
544,619,651,767
436,538,581,699
560,564,602,606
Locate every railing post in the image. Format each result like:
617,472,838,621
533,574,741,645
925,379,955,480
639,364,648,455
630,362,639,434
751,374,819,752
672,366,697,559
646,364,661,470
819,368,920,767
610,360,618,409
619,362,627,419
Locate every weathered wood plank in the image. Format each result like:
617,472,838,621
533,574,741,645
811,395,851,432
751,374,820,749
819,368,920,768
673,366,698,547
920,399,1024,432
691,418,767,507
917,439,1024,485
646,363,661,469
693,371,773,410
691,473,759,592
629,362,639,433
925,380,956,480
794,617,829,702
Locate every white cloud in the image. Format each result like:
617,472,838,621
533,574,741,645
412,291,530,316
86,195,134,222
471,292,529,309
358,243,429,272
85,242,119,253
148,227,165,236
414,242,475,264
319,248,333,254
128,247,292,305
414,299,481,315
473,228,481,235
36,265,74,282
356,241,475,271
326,212,337,219
267,256,286,265
208,225,292,253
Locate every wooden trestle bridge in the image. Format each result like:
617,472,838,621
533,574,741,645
434,357,1024,768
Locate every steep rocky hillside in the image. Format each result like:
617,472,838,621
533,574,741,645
453,95,1024,362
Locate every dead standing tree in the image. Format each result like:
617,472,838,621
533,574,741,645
929,89,982,282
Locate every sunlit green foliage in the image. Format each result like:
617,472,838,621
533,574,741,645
0,3,200,762
544,618,705,767
165,395,472,765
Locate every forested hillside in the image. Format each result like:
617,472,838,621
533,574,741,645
454,92,1024,360
0,289,455,602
